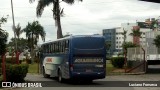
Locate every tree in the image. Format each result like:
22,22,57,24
121,28,127,43
120,28,128,56
29,0,83,39
0,16,8,55
122,42,138,53
153,35,160,57
130,27,142,45
14,23,23,40
23,21,46,62
105,41,111,57
7,38,28,52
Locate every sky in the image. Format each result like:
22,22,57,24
0,0,160,44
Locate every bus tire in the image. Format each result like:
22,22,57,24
58,70,64,83
43,67,50,78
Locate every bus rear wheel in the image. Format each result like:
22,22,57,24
43,67,50,78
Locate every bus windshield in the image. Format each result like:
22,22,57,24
73,37,104,49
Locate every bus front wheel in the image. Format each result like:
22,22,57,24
58,70,64,83
43,67,50,78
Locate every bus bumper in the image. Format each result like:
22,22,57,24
71,72,106,80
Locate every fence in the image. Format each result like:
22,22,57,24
126,47,146,73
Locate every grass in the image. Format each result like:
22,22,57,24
28,63,39,74
106,61,115,74
27,60,119,75
0,75,2,81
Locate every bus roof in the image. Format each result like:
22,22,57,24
41,34,104,45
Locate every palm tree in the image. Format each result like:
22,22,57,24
14,23,23,51
23,21,46,63
121,28,127,43
130,27,142,45
29,0,83,39
14,23,23,40
121,28,128,55
153,35,160,59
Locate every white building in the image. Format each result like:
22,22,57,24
145,31,160,60
114,23,138,54
112,23,151,55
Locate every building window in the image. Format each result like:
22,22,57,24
116,41,118,44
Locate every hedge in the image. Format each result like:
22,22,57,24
0,75,2,88
6,64,29,82
110,57,125,68
0,57,17,64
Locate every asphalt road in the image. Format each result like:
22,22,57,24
2,74,160,90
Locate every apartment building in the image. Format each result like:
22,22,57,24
103,22,151,56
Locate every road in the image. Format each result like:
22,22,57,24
2,74,160,90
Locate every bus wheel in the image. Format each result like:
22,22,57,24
58,70,64,83
43,67,49,78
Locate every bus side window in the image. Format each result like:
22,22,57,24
62,41,65,53
59,41,61,53
66,40,69,48
55,42,58,53
52,43,55,53
50,43,53,53
65,40,69,52
48,44,50,53
47,44,49,53
60,41,62,53
44,45,45,53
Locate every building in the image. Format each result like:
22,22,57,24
103,23,151,56
102,28,116,56
145,31,160,60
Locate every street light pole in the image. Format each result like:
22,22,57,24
11,0,17,51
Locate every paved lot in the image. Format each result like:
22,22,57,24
1,74,160,90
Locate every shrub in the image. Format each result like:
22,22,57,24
111,57,125,68
6,57,17,64
127,61,133,68
0,57,17,64
26,59,31,64
6,64,29,82
0,75,2,88
34,57,39,63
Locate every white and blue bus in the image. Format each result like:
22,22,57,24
40,35,106,82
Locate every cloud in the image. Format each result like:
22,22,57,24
1,0,160,44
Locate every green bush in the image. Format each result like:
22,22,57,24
111,57,125,68
0,75,2,88
26,59,31,64
6,64,29,82
0,57,17,64
127,61,133,68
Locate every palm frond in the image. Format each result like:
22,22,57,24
36,0,53,17
62,0,82,4
60,8,64,17
29,0,35,3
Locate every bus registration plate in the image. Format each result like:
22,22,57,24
86,69,92,72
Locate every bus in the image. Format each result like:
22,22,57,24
39,35,106,82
